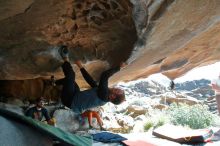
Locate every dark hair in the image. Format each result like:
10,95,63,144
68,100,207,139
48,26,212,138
35,97,44,104
111,90,125,105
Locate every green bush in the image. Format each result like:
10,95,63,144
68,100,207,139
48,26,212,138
155,118,165,128
144,111,168,131
167,103,214,129
144,121,154,131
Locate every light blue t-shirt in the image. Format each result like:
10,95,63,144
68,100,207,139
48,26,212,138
71,88,107,113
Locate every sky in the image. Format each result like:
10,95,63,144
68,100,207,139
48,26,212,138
174,62,220,83
118,62,220,87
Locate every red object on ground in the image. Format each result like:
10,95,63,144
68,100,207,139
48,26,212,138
122,140,156,146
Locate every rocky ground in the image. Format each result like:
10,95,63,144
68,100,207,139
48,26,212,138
0,78,220,145
1,99,219,146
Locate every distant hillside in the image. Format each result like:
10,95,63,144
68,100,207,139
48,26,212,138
117,79,215,100
175,79,214,100
117,80,168,98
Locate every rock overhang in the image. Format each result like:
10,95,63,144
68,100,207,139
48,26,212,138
0,0,220,88
0,0,137,82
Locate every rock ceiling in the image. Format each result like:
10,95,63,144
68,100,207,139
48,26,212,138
1,0,220,89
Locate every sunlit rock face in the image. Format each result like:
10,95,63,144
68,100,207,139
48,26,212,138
114,0,220,82
1,0,220,99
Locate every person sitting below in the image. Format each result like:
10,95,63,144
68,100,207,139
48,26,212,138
25,97,55,125
81,109,105,130
53,45,126,114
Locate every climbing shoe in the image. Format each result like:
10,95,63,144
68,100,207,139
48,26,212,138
58,45,69,59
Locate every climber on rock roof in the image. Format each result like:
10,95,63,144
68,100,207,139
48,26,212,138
52,45,126,114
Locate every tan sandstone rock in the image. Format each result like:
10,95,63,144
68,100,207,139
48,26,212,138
1,0,220,99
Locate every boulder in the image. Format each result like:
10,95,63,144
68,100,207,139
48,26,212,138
160,96,199,106
6,97,24,107
116,114,134,128
126,105,148,118
0,102,24,115
53,109,80,132
153,104,168,110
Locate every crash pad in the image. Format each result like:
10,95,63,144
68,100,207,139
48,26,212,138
0,108,92,146
152,124,213,144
